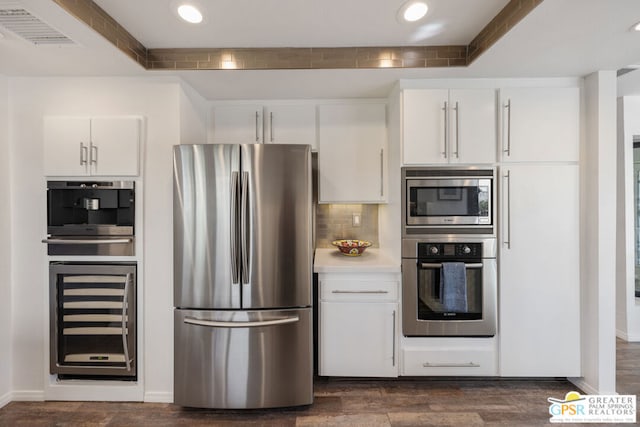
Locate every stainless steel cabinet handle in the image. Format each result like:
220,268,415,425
420,263,483,269
79,142,88,166
503,170,511,249
89,143,98,165
503,99,511,156
230,171,240,284
422,362,480,368
184,315,299,328
122,273,131,371
42,238,133,244
442,101,448,158
379,148,384,197
240,171,249,284
392,310,396,367
331,290,389,294
255,111,260,142
270,111,274,142
453,101,460,158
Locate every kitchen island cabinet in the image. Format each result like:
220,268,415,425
315,249,400,377
44,116,140,176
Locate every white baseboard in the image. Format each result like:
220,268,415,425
11,390,45,401
0,391,11,408
568,377,599,395
616,329,640,342
144,391,173,403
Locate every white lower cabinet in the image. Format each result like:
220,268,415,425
499,164,580,376
402,338,498,376
318,274,399,377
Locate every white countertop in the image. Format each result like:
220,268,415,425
313,248,401,273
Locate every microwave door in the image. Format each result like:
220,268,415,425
173,144,241,310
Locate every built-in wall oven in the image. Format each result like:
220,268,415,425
43,181,135,256
401,167,497,337
403,167,494,235
401,237,497,337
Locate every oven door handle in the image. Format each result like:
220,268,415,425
42,238,133,244
420,262,483,269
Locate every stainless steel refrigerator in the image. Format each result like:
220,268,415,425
173,144,313,409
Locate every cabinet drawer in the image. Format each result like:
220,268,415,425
320,280,398,301
402,347,497,376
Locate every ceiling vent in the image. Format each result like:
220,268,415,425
0,7,74,45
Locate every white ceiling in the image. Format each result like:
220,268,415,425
1,0,640,100
93,0,509,48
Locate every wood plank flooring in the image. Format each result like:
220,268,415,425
0,339,637,426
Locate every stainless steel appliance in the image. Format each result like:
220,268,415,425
49,262,136,379
402,237,497,336
43,181,135,256
173,143,313,409
402,167,495,235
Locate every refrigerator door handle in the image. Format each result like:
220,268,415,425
183,315,299,328
240,171,250,285
230,171,240,284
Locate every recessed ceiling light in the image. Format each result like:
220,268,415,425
633,21,640,31
177,4,203,24
399,1,428,23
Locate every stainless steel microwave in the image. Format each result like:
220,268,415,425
402,167,495,236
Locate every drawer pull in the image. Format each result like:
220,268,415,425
422,362,480,368
331,290,389,294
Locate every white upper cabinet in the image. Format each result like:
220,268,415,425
264,105,317,148
44,116,140,177
402,89,496,165
499,87,579,162
318,103,387,204
210,105,264,144
209,104,317,149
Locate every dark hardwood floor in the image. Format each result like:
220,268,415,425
1,340,637,426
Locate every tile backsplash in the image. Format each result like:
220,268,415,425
316,204,378,248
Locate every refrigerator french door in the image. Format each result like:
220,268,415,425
173,144,313,409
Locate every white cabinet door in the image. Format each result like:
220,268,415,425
449,89,496,164
402,89,449,165
90,117,140,176
43,117,90,176
402,89,496,165
210,105,263,143
500,87,579,162
264,104,317,150
499,164,580,376
320,301,397,377
44,117,140,177
318,103,387,203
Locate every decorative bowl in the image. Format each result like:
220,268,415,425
331,239,372,256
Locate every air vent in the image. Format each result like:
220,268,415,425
0,8,74,45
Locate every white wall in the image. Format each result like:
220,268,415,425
571,71,617,394
9,76,187,401
0,75,12,407
615,96,640,341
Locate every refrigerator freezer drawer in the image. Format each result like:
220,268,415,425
174,308,313,409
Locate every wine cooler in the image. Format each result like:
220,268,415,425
49,262,136,379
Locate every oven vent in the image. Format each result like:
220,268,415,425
0,8,75,45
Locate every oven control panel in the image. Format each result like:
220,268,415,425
417,242,482,259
